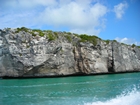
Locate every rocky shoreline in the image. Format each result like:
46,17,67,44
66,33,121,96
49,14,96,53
0,27,140,78
2,71,140,79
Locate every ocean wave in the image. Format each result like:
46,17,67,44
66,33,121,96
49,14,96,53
84,87,140,105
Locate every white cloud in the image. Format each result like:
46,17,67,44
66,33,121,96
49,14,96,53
0,0,108,35
70,28,101,35
114,2,128,19
39,1,107,35
115,37,140,45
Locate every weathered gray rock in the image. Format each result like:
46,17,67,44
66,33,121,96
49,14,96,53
0,28,140,78
112,42,140,72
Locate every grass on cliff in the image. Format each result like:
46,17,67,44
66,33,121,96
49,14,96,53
32,29,45,37
47,33,56,41
132,44,136,48
65,35,72,42
104,40,110,44
15,27,99,44
121,43,128,46
15,27,28,33
15,27,45,37
64,32,72,42
14,27,140,48
79,34,100,46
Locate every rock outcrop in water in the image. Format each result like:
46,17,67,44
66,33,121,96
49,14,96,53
0,27,140,78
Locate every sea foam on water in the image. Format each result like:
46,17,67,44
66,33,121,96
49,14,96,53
85,86,140,105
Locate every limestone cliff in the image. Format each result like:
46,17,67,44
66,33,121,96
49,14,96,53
0,27,140,78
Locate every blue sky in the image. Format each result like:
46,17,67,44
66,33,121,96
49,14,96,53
0,0,140,45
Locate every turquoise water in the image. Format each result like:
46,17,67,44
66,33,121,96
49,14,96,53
0,72,140,105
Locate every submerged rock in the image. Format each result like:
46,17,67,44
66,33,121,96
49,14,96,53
0,27,140,78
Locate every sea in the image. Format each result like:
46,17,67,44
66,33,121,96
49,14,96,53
0,72,140,105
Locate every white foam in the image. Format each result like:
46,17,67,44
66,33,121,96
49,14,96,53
84,87,140,105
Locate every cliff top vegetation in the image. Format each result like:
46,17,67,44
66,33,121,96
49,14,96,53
4,27,140,48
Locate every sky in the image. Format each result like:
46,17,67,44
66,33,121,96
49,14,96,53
0,0,140,45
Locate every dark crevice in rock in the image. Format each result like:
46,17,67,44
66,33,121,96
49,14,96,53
108,42,115,72
108,60,114,72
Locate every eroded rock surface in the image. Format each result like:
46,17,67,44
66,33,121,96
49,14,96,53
0,28,140,77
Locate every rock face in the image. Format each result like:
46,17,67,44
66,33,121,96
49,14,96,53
0,28,140,78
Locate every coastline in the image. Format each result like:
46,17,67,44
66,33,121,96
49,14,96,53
1,70,140,79
0,28,140,78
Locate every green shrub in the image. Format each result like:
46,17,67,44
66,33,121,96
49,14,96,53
32,29,40,32
47,33,56,41
73,33,79,37
53,32,58,38
32,29,44,37
16,27,29,33
79,34,99,45
21,27,28,31
44,30,52,33
132,44,136,48
137,46,140,48
39,32,44,37
29,31,36,36
121,43,128,46
113,40,117,42
65,35,72,42
67,32,71,35
104,40,110,44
